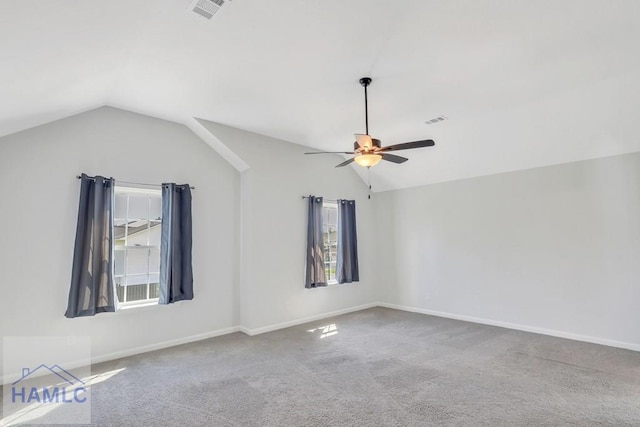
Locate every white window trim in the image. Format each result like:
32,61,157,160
113,185,162,309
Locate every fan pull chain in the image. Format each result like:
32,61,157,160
367,166,372,199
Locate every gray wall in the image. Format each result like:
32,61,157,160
375,152,640,349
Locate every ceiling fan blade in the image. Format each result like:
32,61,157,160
354,134,373,150
335,158,355,168
381,153,408,164
304,151,355,155
378,139,435,152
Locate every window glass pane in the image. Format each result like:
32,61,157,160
114,250,125,276
114,194,128,220
327,262,336,281
149,196,162,221
114,225,127,242
128,194,150,220
149,282,160,299
116,284,125,302
328,208,337,225
149,248,160,273
322,203,338,282
148,224,161,247
126,274,148,286
329,227,336,241
125,283,148,302
126,248,149,275
127,225,151,245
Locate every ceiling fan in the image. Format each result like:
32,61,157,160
305,77,435,168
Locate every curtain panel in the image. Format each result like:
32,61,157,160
336,199,359,284
159,183,194,304
65,173,116,318
305,195,327,288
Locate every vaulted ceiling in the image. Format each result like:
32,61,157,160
2,0,640,191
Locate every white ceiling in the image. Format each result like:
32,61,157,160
2,0,640,191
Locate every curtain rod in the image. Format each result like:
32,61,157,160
301,196,339,202
76,175,195,190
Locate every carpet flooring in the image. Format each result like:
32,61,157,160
8,308,640,425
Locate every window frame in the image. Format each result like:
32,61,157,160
322,201,338,285
113,186,162,308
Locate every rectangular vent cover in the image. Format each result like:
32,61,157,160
191,0,226,19
425,116,447,125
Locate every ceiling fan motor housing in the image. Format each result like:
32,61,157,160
354,138,381,152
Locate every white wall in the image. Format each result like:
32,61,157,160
0,107,379,371
200,121,378,332
375,152,640,349
0,107,240,363
7,103,635,367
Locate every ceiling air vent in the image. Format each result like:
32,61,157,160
425,116,447,125
190,0,228,19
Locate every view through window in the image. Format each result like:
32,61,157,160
322,202,338,283
113,187,162,306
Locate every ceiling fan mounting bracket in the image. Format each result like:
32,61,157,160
359,77,372,87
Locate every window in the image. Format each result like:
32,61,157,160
322,202,338,283
305,196,357,289
113,186,162,307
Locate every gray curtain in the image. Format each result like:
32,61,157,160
65,173,116,318
159,183,194,304
305,195,327,288
336,199,359,284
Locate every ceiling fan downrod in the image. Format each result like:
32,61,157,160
360,77,372,135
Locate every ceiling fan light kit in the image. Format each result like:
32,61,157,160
354,153,382,167
304,77,435,168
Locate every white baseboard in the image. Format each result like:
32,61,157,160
377,302,640,352
90,326,242,366
2,304,378,384
6,301,634,384
1,326,242,385
240,303,378,336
